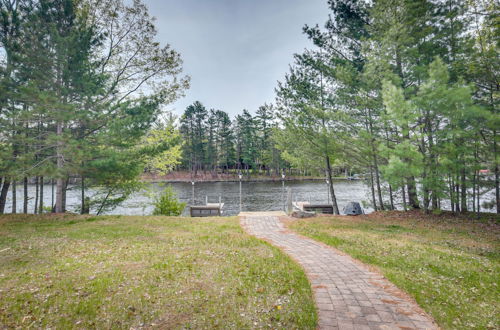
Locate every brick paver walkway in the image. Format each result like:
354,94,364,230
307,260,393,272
240,214,437,330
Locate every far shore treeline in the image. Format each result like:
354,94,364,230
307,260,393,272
1,0,499,216
176,101,290,177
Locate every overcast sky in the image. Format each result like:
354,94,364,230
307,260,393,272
143,0,329,117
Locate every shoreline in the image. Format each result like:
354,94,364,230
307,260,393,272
141,174,361,183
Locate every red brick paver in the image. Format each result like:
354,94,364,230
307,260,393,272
240,214,437,330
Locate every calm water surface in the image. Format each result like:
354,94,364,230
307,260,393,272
4,180,373,216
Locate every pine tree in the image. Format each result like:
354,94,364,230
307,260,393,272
214,110,235,171
234,110,257,174
255,104,274,173
0,0,188,214
275,51,346,214
180,101,208,175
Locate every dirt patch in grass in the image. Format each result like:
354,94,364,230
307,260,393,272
289,211,499,330
0,215,316,329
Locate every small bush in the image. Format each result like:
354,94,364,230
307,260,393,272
152,185,186,216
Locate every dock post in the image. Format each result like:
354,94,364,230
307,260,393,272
286,188,293,214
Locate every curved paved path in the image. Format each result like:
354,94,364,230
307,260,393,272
240,213,437,330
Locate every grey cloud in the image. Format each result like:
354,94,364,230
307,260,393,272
144,0,328,116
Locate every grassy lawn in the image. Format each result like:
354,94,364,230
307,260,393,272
0,215,316,329
289,211,499,329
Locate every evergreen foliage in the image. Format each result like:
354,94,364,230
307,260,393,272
274,0,499,214
0,0,188,214
178,101,288,177
152,185,186,216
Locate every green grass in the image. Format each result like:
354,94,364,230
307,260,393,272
0,214,316,329
289,211,500,329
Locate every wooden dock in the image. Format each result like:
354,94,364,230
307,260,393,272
190,197,224,217
293,202,333,214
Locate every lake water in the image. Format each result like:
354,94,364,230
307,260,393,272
3,180,373,216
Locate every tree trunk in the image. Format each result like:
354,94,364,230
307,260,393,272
51,179,55,211
427,120,438,210
23,177,28,214
39,176,44,214
407,177,419,209
62,178,68,212
460,168,467,213
421,132,429,213
396,49,419,210
367,109,384,210
373,153,384,211
472,171,476,213
473,143,479,217
454,182,460,213
388,184,394,210
431,192,438,210
448,177,455,213
0,179,10,214
81,176,85,215
369,167,377,211
402,186,407,211
97,190,112,216
476,171,481,218
34,176,39,214
56,122,64,213
11,180,16,214
494,130,499,214
401,131,419,209
423,168,430,214
325,156,340,215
